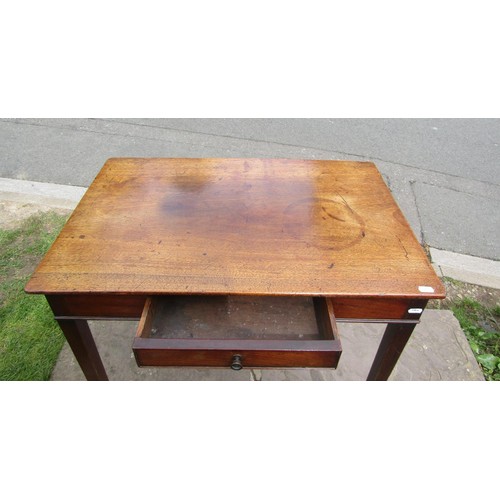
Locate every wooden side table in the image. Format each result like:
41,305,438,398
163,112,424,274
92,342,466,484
25,158,445,380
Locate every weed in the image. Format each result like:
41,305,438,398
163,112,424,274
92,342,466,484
451,298,500,381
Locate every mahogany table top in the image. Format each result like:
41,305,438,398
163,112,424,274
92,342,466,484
25,158,445,298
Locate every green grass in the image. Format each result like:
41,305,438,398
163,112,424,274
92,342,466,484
451,297,500,381
0,211,68,380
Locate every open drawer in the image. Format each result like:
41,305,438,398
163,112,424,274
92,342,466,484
133,295,341,370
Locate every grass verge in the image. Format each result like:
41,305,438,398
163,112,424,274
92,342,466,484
0,211,69,380
451,297,500,381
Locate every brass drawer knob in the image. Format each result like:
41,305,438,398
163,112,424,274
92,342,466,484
231,354,243,371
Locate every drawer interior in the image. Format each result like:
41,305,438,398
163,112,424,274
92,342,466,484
133,295,341,369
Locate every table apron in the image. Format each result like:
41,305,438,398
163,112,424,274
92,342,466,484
46,294,146,319
46,294,427,322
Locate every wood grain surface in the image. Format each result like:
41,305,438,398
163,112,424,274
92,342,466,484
25,158,445,298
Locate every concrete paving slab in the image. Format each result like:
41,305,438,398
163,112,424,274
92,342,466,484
431,247,500,289
413,181,500,260
0,177,85,210
50,310,484,381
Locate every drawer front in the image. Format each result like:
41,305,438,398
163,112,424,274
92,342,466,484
133,296,341,370
133,339,340,369
330,297,428,321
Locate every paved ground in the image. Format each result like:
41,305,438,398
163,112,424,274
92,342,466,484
50,310,484,381
1,118,499,261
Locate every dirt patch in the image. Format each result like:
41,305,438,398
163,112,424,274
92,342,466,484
429,278,500,311
0,200,71,230
0,206,70,287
